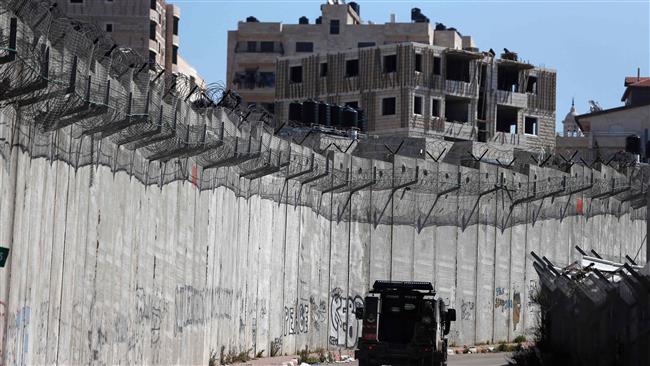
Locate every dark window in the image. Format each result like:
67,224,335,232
295,42,313,53
260,41,274,53
247,41,256,52
497,65,520,92
290,66,303,83
70,0,83,3
330,19,340,34
415,54,422,72
172,45,178,64
105,23,113,32
445,98,470,123
320,63,328,77
431,99,440,117
433,57,441,75
525,116,538,135
383,54,397,73
526,76,538,94
382,97,396,115
259,72,275,87
150,0,156,9
346,59,359,77
414,96,423,115
148,51,157,69
446,56,470,82
149,21,156,40
496,105,518,133
358,42,375,48
173,17,179,36
346,101,359,109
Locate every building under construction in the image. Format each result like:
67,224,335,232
227,0,557,152
275,42,557,152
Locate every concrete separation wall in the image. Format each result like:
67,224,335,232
0,106,647,364
0,2,647,364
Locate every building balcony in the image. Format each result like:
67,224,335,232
495,90,528,108
233,70,275,90
440,120,476,141
445,79,478,98
149,9,160,23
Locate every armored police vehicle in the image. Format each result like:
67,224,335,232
354,281,456,366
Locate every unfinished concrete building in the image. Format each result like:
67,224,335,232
275,42,557,152
226,0,476,113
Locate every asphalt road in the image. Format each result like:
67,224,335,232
320,353,511,366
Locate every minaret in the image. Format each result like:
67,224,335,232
562,98,579,136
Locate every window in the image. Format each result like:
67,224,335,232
358,42,375,48
70,0,83,3
173,17,179,36
415,54,422,72
446,56,470,82
445,98,470,123
496,105,518,133
172,45,178,64
320,63,328,77
295,42,313,53
414,96,423,115
383,54,397,73
290,66,303,83
105,23,113,32
247,41,256,52
150,0,156,9
148,51,157,69
149,21,156,40
431,99,440,117
497,66,520,92
382,97,396,115
330,19,340,34
526,76,538,94
346,59,359,77
525,116,538,135
260,41,274,53
433,57,441,75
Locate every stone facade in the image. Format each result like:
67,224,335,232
56,0,201,84
276,43,556,152
226,0,474,113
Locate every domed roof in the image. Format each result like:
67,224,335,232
563,98,577,124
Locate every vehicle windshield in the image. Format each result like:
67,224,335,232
378,294,429,343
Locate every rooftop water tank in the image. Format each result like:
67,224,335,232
318,101,331,126
289,102,302,122
330,105,342,127
342,106,358,128
302,99,318,124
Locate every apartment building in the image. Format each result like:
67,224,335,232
275,42,557,151
56,0,203,85
226,0,476,114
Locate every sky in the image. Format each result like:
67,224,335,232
169,0,650,131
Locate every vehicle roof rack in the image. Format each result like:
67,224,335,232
371,280,434,292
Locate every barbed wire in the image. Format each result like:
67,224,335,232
0,0,648,231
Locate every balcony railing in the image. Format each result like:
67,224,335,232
233,71,275,89
234,41,283,54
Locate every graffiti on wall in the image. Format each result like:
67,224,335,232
309,296,327,331
284,300,310,336
494,287,513,312
460,299,475,321
329,288,364,348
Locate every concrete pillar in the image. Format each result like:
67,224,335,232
0,110,19,363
